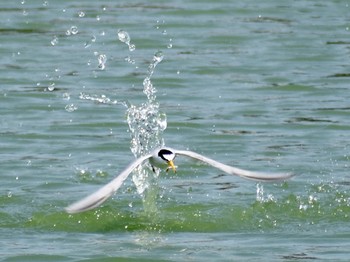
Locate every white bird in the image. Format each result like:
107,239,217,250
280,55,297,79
65,147,294,214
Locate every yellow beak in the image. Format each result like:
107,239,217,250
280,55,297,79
167,160,177,173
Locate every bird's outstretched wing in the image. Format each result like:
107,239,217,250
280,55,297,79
173,149,295,181
65,147,294,214
65,153,152,214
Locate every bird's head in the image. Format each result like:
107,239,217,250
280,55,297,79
158,148,177,173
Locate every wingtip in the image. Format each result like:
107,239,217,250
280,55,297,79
268,171,296,181
64,204,83,214
65,204,97,214
244,171,297,182
64,206,75,214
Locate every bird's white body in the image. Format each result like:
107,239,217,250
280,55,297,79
65,147,294,214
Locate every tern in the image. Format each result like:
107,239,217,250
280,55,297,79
65,147,294,214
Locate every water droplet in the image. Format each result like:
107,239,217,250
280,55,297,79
117,29,130,44
62,92,70,100
51,35,58,46
66,26,78,36
70,26,78,35
124,56,135,64
117,29,135,51
7,191,12,198
153,51,164,64
97,54,107,70
65,104,77,112
78,11,85,18
167,38,173,49
47,83,55,91
157,113,167,131
128,43,136,51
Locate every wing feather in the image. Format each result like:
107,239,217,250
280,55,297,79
174,149,294,181
65,153,152,214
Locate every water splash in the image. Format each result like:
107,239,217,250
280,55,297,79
127,104,165,198
256,183,276,203
126,50,167,199
148,51,164,77
77,30,168,210
79,92,121,105
127,102,167,158
127,50,166,157
143,51,164,102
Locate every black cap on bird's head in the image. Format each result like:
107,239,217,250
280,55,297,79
158,148,176,173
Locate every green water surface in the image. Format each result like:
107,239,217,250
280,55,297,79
1,1,350,261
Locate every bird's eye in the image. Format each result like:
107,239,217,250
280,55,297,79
158,149,173,161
